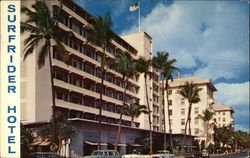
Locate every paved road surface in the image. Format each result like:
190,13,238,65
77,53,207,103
211,153,248,158
176,153,249,158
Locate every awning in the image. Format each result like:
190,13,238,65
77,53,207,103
116,143,127,147
30,140,52,146
131,144,142,147
84,141,107,146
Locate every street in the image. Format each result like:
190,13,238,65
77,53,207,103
211,153,249,158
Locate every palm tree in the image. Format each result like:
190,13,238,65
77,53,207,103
198,109,214,147
152,51,178,151
124,102,148,127
84,12,112,149
21,1,68,122
135,57,153,154
162,57,179,152
179,82,202,152
113,53,137,150
38,111,76,152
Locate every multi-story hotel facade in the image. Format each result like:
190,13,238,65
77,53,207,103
20,0,167,156
162,77,235,145
163,77,217,143
20,0,234,156
213,104,234,129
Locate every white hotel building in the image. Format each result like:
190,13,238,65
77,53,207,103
20,0,233,156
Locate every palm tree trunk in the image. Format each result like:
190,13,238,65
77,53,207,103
131,117,134,127
189,117,192,152
161,76,167,151
165,80,173,152
145,75,153,154
48,40,57,147
114,77,128,151
182,103,192,152
97,47,106,150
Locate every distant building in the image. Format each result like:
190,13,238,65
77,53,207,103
163,77,217,143
213,104,234,129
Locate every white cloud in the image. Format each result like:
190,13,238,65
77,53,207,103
234,125,249,133
121,1,249,81
214,82,249,106
214,81,249,132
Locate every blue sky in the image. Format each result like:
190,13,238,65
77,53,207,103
74,0,249,133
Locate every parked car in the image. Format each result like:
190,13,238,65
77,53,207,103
201,150,209,158
83,150,122,158
152,150,175,158
27,152,62,158
185,151,201,158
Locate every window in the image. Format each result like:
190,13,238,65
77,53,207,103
181,119,185,125
195,118,199,125
181,98,185,105
84,48,95,59
96,69,102,78
96,54,102,63
71,22,80,34
72,41,80,51
106,74,114,83
181,129,185,134
84,64,94,75
168,90,172,95
168,100,172,106
59,15,68,26
170,119,172,125
181,108,185,115
117,93,123,101
223,112,225,115
72,76,81,87
195,128,199,135
194,107,199,114
169,110,172,116
107,46,116,56
223,118,225,122
218,117,221,121
71,58,81,69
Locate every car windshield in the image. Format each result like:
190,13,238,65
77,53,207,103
92,151,103,156
29,153,61,158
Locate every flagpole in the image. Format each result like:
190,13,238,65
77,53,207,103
138,1,140,32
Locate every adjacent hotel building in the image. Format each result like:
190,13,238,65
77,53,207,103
20,0,234,156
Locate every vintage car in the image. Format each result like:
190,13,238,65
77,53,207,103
201,150,210,158
83,150,122,158
27,152,62,158
123,150,175,158
152,150,175,158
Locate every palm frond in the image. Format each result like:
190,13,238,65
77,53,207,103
37,41,50,69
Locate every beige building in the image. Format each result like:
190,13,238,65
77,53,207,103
163,77,217,143
20,0,233,156
20,0,165,156
121,32,161,131
213,104,234,129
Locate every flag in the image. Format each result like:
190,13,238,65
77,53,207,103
129,2,139,12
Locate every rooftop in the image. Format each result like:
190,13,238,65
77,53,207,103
213,104,234,112
168,77,217,91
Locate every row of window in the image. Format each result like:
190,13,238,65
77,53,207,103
58,11,137,55
168,107,200,116
67,109,136,127
54,70,138,103
168,98,185,106
55,90,132,116
53,51,139,94
214,117,226,122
